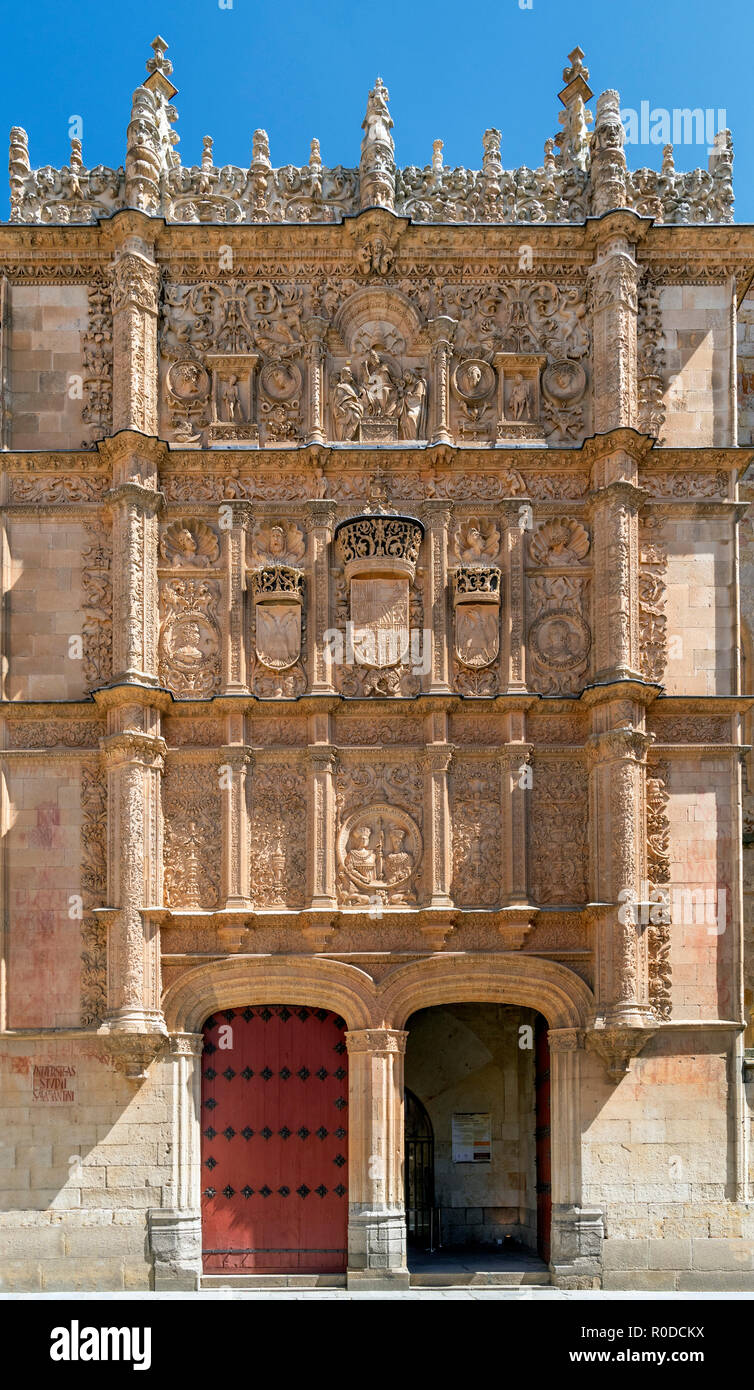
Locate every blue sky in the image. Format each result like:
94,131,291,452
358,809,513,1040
1,0,751,220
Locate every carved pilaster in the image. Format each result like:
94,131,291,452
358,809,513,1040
305,500,337,693
104,481,164,687
110,241,161,435
427,317,456,446
221,501,251,694
587,728,655,1030
100,730,166,1035
221,747,252,909
589,475,645,683
307,744,337,909
345,1028,409,1286
587,232,640,433
423,744,454,908
303,318,328,444
421,501,451,692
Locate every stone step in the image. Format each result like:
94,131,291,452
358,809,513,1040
409,1269,551,1287
201,1273,347,1289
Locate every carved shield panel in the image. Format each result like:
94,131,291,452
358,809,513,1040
255,601,302,670
454,604,499,668
350,577,409,668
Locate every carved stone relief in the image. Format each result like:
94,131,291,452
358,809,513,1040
80,761,108,1026
158,577,222,696
451,761,501,906
337,803,422,905
160,517,220,567
81,521,113,690
334,760,424,906
249,764,307,908
638,518,667,683
530,758,588,904
163,760,221,909
646,758,672,1021
249,565,306,697
334,513,424,696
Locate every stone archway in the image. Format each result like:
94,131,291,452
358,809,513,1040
152,956,378,1289
152,953,601,1289
376,954,599,1286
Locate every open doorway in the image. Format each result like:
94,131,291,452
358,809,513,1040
403,1003,550,1275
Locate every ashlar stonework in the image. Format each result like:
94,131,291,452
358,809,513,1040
0,38,753,1292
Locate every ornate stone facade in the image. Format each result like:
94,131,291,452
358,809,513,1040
0,38,752,1295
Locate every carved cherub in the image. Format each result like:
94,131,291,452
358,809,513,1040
161,519,220,568
528,518,590,567
454,516,500,563
251,520,306,567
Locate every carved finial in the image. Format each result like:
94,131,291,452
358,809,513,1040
709,128,733,172
661,143,675,176
359,75,395,210
432,139,444,173
252,128,271,166
146,35,173,79
543,137,557,173
202,135,213,169
562,45,589,86
556,46,593,172
482,128,502,172
9,127,30,221
309,137,321,168
70,136,84,172
590,90,627,215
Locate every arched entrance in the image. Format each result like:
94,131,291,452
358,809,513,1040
200,1005,348,1273
403,1003,548,1261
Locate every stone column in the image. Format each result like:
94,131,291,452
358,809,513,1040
109,214,161,436
423,744,454,909
307,744,338,910
305,500,337,693
548,1028,604,1287
101,729,166,1036
501,499,529,691
221,746,252,909
149,1032,204,1291
422,501,451,693
346,1028,409,1288
303,317,328,445
221,500,251,694
587,728,655,1034
427,317,456,446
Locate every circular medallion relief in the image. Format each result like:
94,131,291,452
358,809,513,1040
452,358,496,402
162,615,219,673
541,359,587,405
530,611,591,670
166,359,211,402
260,361,302,401
338,804,422,902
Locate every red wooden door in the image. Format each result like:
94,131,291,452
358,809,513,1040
534,1014,552,1264
201,1006,348,1273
